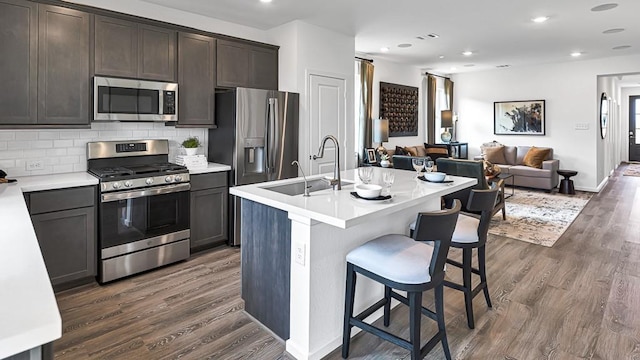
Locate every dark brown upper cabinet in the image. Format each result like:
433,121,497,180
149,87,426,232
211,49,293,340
95,16,176,82
216,39,278,90
177,32,216,128
0,0,90,128
0,0,38,125
38,4,90,125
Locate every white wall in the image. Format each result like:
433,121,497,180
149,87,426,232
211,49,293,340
367,57,423,150
269,21,356,173
453,53,640,192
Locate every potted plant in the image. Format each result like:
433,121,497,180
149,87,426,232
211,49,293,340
380,153,391,168
181,136,201,156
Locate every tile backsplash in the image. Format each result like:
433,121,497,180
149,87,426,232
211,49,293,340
0,122,208,177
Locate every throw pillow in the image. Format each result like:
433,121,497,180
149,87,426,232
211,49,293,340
403,146,418,157
522,147,551,168
483,160,501,177
484,146,507,164
394,146,408,155
415,146,427,157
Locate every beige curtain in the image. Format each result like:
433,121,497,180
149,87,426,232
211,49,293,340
426,75,437,144
358,60,374,164
444,78,454,110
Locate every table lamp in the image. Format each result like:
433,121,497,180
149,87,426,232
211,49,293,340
373,118,389,156
441,110,453,143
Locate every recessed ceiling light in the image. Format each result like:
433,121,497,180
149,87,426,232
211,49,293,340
450,67,457,71
532,16,549,23
380,47,389,52
260,0,272,3
613,45,631,50
496,65,511,68
397,43,412,48
462,51,473,56
591,3,618,11
603,28,625,34
464,64,475,67
570,52,582,57
439,55,445,59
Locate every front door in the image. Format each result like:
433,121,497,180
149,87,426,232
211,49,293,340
630,96,640,161
308,73,346,175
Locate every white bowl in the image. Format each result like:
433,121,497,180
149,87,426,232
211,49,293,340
355,184,382,198
424,172,446,182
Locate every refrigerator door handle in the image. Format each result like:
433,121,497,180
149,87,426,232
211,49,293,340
267,98,278,176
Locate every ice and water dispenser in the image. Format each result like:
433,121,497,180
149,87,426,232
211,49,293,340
243,137,265,174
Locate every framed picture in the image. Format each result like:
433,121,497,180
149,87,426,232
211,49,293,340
366,148,377,163
380,82,419,137
494,100,545,135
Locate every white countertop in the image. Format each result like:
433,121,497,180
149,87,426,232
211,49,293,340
0,172,98,359
230,168,476,229
188,162,231,175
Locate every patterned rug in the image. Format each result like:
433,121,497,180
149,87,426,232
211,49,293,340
489,188,592,247
623,164,640,177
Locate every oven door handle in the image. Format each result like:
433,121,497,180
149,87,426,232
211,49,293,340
101,183,191,202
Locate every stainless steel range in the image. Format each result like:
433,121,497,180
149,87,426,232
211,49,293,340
87,139,190,283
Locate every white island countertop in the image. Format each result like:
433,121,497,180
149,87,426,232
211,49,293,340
230,167,476,229
0,172,98,359
188,162,231,175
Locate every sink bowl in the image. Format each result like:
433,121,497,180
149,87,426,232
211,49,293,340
262,178,353,196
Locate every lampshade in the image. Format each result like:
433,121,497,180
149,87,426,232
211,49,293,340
373,118,389,143
441,110,453,128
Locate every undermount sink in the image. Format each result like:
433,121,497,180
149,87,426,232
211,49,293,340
262,178,354,196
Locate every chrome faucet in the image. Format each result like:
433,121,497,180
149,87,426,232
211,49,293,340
312,135,341,190
291,161,310,197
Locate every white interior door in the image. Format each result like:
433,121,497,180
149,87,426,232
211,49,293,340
308,74,346,175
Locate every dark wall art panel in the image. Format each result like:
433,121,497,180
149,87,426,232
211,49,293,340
380,82,419,137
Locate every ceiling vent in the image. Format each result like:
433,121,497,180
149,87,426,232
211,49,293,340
496,65,511,68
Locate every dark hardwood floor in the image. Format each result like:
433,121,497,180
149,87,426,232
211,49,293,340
54,165,640,359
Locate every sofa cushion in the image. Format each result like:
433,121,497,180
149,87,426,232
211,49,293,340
424,144,450,160
404,146,418,156
509,165,551,178
523,147,551,168
415,146,428,157
497,164,513,174
484,146,506,164
395,146,408,155
504,146,517,165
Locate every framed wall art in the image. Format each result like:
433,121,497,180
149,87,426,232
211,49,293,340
380,82,419,137
494,100,545,135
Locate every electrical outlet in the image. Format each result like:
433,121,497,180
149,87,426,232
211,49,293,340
295,242,306,266
26,160,44,171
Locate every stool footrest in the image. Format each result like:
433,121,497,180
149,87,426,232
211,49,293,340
389,290,438,321
354,298,387,322
446,258,481,275
443,279,487,298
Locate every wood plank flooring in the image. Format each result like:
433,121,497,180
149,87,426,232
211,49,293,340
54,164,640,359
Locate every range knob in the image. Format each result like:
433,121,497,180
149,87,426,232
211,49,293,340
165,176,173,183
112,182,121,189
145,178,154,185
175,175,183,182
124,181,133,188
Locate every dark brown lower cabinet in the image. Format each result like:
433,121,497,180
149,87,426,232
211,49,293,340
26,186,97,291
190,172,229,252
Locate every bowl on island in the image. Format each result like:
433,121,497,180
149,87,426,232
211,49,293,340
424,172,446,182
355,184,382,199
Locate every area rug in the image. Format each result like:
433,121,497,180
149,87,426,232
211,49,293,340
623,164,640,177
489,189,592,247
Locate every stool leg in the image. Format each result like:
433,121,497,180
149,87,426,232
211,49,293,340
342,263,357,358
462,248,475,329
383,285,392,327
435,284,452,360
478,245,492,308
409,291,423,360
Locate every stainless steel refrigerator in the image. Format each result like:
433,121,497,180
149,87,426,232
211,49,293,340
208,87,299,245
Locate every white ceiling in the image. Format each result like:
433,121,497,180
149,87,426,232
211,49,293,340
140,0,640,75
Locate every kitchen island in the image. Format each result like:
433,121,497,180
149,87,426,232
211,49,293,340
229,167,476,360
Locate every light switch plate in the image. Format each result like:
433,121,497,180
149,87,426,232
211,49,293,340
295,242,306,266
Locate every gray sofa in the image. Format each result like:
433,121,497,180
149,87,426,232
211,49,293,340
480,146,559,190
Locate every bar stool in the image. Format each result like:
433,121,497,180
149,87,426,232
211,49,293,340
342,200,461,360
443,182,500,329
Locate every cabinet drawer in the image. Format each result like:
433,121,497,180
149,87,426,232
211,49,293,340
191,172,227,191
28,186,96,214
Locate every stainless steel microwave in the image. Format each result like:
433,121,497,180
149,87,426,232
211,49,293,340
93,76,178,122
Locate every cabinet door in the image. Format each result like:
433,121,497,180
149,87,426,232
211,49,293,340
0,0,37,125
216,39,249,88
138,24,176,81
31,207,96,287
95,16,137,78
190,187,228,251
249,46,278,90
38,5,90,126
177,32,215,127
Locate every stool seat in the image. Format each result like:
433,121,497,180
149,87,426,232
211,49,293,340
451,214,480,244
347,234,434,285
